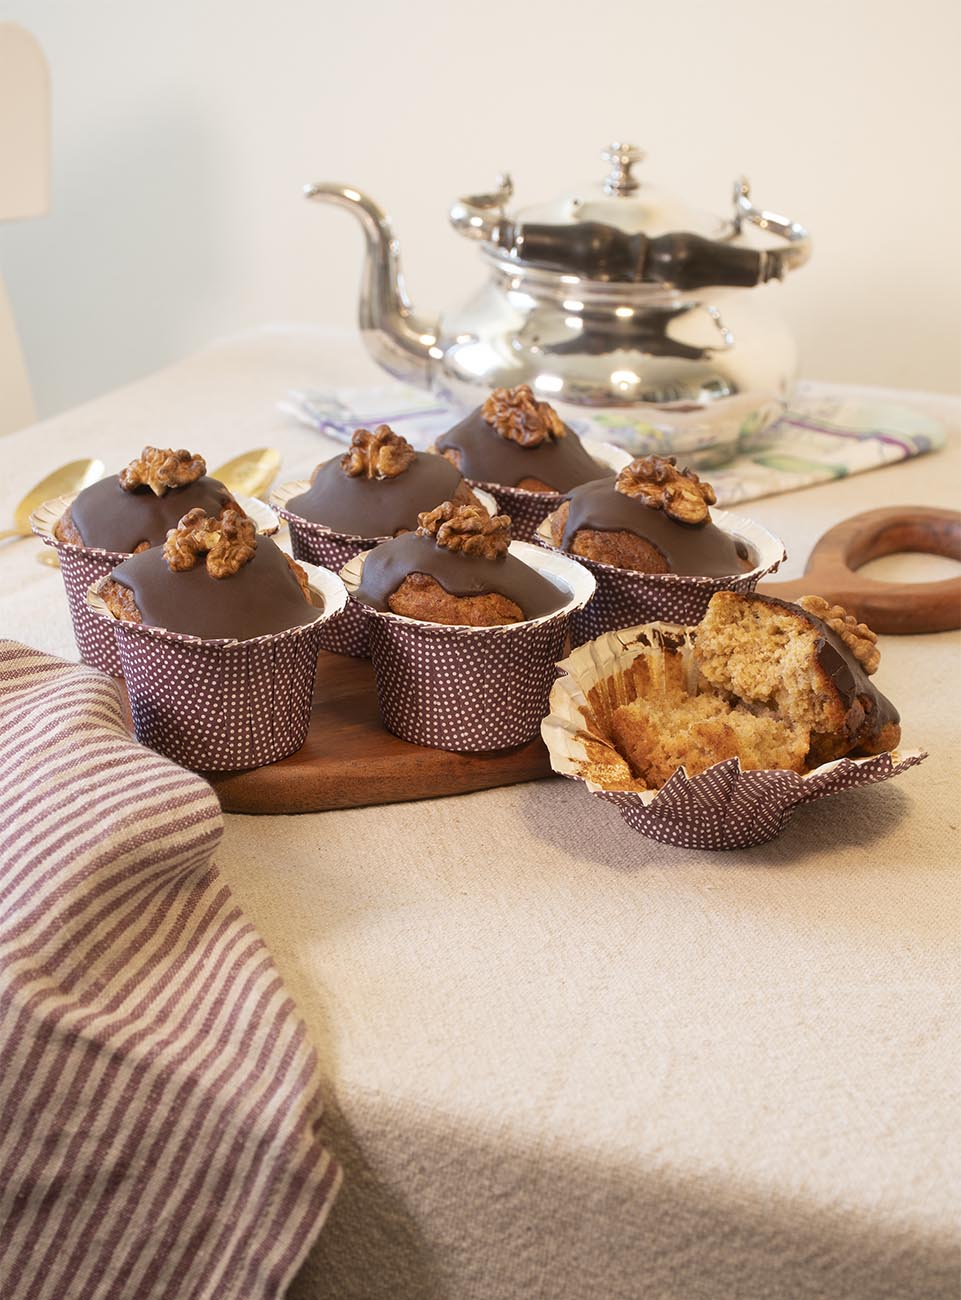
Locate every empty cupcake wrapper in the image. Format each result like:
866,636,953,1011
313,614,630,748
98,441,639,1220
340,541,596,752
273,480,498,657
86,561,346,771
463,440,630,543
542,625,926,851
534,507,786,646
31,492,279,676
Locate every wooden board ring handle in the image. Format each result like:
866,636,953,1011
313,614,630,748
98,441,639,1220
757,506,961,634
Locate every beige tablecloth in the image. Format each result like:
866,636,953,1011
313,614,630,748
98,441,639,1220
2,327,959,1300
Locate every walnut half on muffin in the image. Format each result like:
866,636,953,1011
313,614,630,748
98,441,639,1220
353,500,569,627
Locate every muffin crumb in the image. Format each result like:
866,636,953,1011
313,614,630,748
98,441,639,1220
99,579,143,624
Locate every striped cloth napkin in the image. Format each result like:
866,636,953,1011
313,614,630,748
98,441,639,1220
0,643,340,1300
280,381,945,508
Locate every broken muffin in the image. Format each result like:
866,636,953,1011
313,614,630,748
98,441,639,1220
605,591,901,787
694,590,900,765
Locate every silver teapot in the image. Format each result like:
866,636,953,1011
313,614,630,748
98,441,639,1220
306,143,810,437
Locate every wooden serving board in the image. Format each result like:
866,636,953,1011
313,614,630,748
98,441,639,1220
757,506,961,634
201,652,551,815
118,505,959,816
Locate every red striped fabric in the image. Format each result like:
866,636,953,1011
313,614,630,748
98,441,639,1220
0,642,340,1300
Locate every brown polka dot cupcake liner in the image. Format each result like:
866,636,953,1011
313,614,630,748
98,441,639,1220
31,492,279,676
340,542,596,753
85,562,347,772
33,532,130,675
272,484,374,658
464,441,629,543
273,480,497,658
534,507,786,646
465,480,564,543
542,625,926,851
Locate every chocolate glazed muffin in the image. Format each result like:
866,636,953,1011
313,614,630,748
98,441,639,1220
354,501,568,627
548,455,755,575
286,425,479,536
100,508,316,640
55,447,238,553
435,385,605,492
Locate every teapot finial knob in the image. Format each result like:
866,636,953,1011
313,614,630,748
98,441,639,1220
600,142,644,196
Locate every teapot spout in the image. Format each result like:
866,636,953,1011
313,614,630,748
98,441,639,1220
304,182,437,390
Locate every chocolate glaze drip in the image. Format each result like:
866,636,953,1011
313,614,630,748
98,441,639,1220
436,408,605,491
354,533,569,621
70,475,235,552
561,476,754,576
287,451,465,536
754,593,900,731
111,536,319,640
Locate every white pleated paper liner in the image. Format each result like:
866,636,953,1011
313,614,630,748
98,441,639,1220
460,440,630,543
31,492,278,676
340,541,596,752
86,562,347,772
534,506,786,646
272,480,497,658
541,625,926,851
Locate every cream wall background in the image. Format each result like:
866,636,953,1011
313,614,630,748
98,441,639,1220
0,0,959,421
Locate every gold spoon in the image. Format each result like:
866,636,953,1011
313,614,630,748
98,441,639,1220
211,448,282,500
0,459,105,542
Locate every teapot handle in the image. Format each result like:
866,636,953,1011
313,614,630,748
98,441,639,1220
494,223,802,290
732,177,811,276
449,175,514,241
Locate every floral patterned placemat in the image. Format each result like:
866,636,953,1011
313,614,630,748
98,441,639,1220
280,381,945,508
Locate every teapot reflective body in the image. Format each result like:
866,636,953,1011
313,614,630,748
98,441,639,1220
306,145,810,435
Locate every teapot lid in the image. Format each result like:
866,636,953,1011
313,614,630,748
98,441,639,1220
513,143,733,241
448,143,811,288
